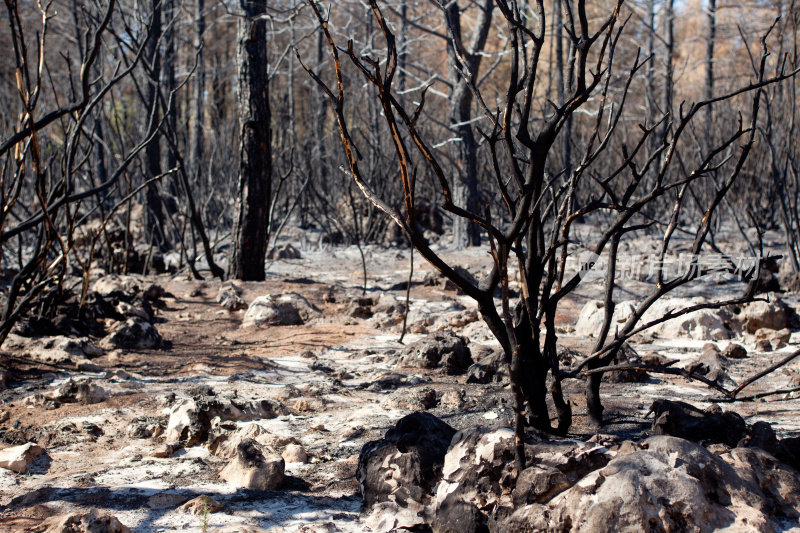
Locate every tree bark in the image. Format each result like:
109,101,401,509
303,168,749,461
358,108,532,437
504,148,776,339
163,0,177,176
663,0,675,134
229,0,271,281
398,0,409,93
313,30,330,216
555,0,571,173
705,0,716,143
188,0,205,187
444,0,492,248
144,0,169,252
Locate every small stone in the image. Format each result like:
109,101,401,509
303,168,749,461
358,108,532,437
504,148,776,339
51,378,108,404
702,342,720,353
179,495,224,515
292,399,311,412
706,443,731,456
649,399,746,447
466,363,493,384
409,323,428,334
617,440,644,456
164,394,286,446
373,294,405,315
36,509,131,533
742,296,788,332
723,343,748,359
211,422,297,459
81,422,104,438
685,350,735,388
755,327,791,350
282,444,308,464
780,270,800,293
0,442,46,473
348,303,374,319
143,283,165,301
323,287,336,303
557,347,583,367
440,389,465,409
242,293,319,327
189,286,205,298
100,318,162,350
755,339,773,352
513,464,571,505
342,427,365,440
385,387,437,410
150,443,182,458
640,352,675,366
399,331,472,375
81,342,105,358
267,243,301,260
219,438,284,490
448,308,480,328
127,418,159,439
25,394,60,410
115,301,150,320
217,282,247,311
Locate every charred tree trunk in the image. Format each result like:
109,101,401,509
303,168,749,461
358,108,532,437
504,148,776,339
585,236,621,427
449,87,480,248
646,0,657,126
92,117,108,190
229,0,271,281
554,0,571,173
292,11,302,228
514,307,553,433
188,0,205,188
163,0,178,177
663,0,675,134
444,0,493,248
313,30,330,216
144,0,169,252
705,0,716,143
398,0,409,93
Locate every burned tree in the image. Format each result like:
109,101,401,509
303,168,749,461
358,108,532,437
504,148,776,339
142,0,171,253
443,0,494,248
229,0,272,281
304,0,798,469
0,0,164,344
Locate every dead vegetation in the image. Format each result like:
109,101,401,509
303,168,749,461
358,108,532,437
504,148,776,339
2,0,800,530
1,239,800,531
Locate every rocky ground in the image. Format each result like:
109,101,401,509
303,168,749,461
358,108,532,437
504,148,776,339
1,232,800,532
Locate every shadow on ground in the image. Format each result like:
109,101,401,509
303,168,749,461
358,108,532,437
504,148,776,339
2,478,363,532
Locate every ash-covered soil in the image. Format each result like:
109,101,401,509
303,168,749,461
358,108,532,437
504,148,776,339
1,236,800,532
